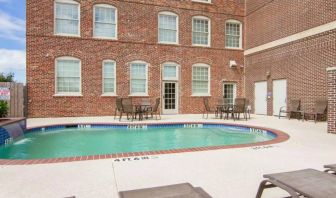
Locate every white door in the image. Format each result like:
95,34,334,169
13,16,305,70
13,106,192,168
254,81,267,115
273,79,287,116
162,82,178,114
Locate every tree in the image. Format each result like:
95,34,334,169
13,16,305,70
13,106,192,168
0,72,14,82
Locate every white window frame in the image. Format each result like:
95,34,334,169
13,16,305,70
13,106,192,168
54,56,82,96
162,62,179,81
225,19,243,49
192,0,211,4
223,82,237,105
102,60,117,96
129,60,149,96
93,4,118,40
54,0,80,37
158,11,179,45
191,63,211,96
192,16,211,47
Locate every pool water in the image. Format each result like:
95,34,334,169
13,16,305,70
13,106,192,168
0,127,275,159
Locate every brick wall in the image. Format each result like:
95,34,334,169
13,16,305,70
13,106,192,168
245,0,336,116
246,0,336,49
26,0,245,117
327,67,336,133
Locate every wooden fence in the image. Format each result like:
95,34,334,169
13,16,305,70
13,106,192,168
0,82,26,117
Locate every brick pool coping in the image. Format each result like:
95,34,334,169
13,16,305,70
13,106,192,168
0,122,289,165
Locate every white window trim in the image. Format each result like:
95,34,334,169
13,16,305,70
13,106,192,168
225,19,243,50
93,4,118,40
192,0,211,4
158,11,179,45
192,16,211,47
162,62,179,81
102,60,117,96
129,60,149,97
54,0,81,37
54,56,82,97
191,63,211,96
223,82,237,105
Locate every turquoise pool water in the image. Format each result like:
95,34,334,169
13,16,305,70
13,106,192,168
0,126,275,159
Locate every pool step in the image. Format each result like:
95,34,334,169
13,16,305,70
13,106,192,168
119,183,212,198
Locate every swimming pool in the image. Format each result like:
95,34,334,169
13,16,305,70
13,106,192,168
0,123,288,162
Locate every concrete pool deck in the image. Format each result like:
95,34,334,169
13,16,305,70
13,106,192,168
0,114,334,198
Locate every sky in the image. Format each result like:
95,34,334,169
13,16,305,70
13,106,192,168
0,0,26,83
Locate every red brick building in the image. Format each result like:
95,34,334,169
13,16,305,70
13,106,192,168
26,0,245,117
27,0,336,118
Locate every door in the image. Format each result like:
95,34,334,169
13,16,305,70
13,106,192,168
254,81,267,115
163,82,178,114
273,79,287,116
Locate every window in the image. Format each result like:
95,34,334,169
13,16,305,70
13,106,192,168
102,60,116,95
225,20,242,49
130,61,148,96
55,0,80,36
192,64,210,95
192,16,210,46
55,57,81,95
163,62,178,81
223,83,237,105
94,4,117,39
192,0,211,3
158,12,178,44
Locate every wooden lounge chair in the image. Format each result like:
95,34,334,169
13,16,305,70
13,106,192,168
279,99,301,119
304,99,328,123
231,98,247,121
119,183,212,198
147,98,161,120
256,169,336,198
324,164,336,174
202,98,216,119
114,98,123,120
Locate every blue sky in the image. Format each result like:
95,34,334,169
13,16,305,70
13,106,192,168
0,0,26,83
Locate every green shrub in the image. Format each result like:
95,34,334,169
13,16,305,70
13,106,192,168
0,101,8,118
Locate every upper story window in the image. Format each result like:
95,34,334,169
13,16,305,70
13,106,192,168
102,60,116,95
55,0,80,36
158,12,178,44
55,56,81,95
192,63,210,96
225,20,242,49
130,61,148,96
192,0,211,3
94,4,117,39
192,16,210,47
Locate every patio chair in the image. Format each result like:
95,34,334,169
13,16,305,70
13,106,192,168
121,98,137,121
256,169,336,198
114,98,123,120
304,99,328,123
146,98,161,120
231,98,247,121
119,183,212,198
220,98,232,119
324,164,336,174
279,99,301,120
203,98,217,119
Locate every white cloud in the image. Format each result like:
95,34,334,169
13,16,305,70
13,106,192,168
0,10,25,43
0,49,26,82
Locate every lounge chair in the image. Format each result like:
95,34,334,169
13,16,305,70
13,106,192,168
231,98,247,121
279,99,301,120
114,98,123,120
256,169,336,198
324,164,336,174
119,183,212,198
121,98,137,121
146,98,161,120
304,99,328,123
202,98,217,119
